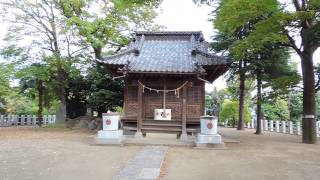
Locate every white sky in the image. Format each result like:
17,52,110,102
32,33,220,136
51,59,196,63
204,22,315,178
1,0,319,91
154,0,226,92
155,0,320,92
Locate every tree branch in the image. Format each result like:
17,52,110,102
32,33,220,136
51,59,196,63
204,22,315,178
284,30,302,55
292,0,301,11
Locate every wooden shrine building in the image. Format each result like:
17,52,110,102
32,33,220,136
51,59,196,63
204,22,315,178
98,31,230,139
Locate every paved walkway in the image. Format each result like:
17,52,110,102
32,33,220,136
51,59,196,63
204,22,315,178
113,146,168,180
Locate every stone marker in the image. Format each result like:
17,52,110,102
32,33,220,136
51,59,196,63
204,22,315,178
94,112,123,144
55,103,66,124
251,119,255,129
32,115,36,126
289,121,293,134
297,122,301,135
20,115,25,126
196,116,224,148
264,120,268,131
27,115,31,125
282,121,286,133
270,120,274,131
0,115,3,126
275,121,280,132
316,121,320,137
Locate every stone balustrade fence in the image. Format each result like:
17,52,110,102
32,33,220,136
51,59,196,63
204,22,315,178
246,120,320,137
0,115,56,127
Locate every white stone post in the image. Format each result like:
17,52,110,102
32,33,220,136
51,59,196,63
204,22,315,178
264,120,268,131
48,115,52,124
297,122,301,135
32,115,37,126
281,121,286,133
43,115,47,125
27,115,31,125
21,115,26,126
270,120,274,131
6,115,11,126
13,115,18,126
0,115,3,126
275,121,280,132
251,119,255,129
289,121,293,134
52,115,56,123
4,115,8,126
316,121,320,137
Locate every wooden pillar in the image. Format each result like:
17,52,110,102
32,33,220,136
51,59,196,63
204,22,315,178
135,81,143,137
181,84,188,141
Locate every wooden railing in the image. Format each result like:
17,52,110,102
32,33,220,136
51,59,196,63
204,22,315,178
0,115,56,127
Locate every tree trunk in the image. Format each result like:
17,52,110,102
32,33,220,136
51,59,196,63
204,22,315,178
300,51,317,144
37,80,44,126
56,61,67,123
94,47,102,60
238,59,245,130
255,68,262,135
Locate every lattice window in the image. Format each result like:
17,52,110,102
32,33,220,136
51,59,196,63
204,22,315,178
187,86,201,104
126,86,138,102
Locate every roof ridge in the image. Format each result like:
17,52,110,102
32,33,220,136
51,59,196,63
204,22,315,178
135,31,202,35
103,49,134,60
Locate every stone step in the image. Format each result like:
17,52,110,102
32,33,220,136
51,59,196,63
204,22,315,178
142,127,182,132
142,123,182,127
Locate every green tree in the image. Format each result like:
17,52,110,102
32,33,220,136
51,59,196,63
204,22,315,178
262,98,290,121
16,64,50,126
1,0,89,122
219,99,251,127
0,63,13,113
214,0,320,143
205,88,228,116
58,0,162,59
86,65,124,116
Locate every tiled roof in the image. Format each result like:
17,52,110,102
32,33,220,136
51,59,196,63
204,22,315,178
99,31,229,74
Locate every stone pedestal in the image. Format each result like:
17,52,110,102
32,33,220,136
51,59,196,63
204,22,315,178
95,130,124,144
196,116,224,148
94,112,124,145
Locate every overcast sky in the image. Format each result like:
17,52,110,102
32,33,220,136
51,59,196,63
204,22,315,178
1,0,319,91
155,0,320,92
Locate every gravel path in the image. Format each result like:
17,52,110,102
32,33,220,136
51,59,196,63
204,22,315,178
160,128,320,180
0,127,141,180
2,127,320,180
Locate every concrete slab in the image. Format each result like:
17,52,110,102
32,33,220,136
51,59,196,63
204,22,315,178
113,146,168,180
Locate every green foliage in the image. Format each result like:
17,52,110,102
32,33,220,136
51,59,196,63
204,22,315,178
58,0,162,56
219,99,251,126
1,0,161,117
316,92,320,121
115,106,124,114
205,88,228,115
86,65,124,115
262,98,290,121
226,77,255,101
288,91,303,122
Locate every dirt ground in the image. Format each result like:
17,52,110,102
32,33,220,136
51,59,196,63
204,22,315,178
161,128,320,180
0,127,141,180
1,127,320,180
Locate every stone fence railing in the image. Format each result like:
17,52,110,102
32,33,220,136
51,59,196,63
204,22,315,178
246,120,320,137
0,115,56,127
